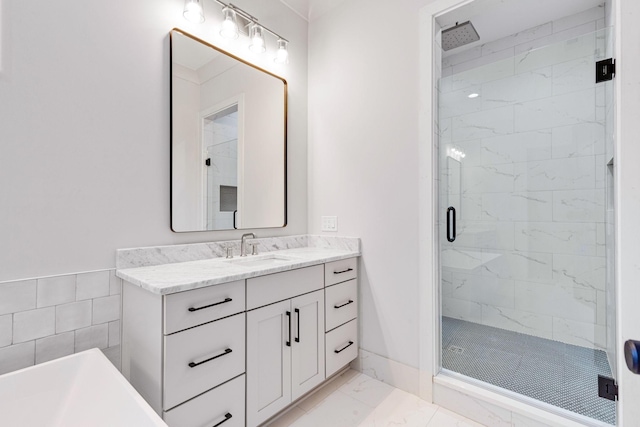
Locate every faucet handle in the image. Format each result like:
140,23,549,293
251,244,258,256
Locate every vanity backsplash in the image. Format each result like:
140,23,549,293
117,235,360,269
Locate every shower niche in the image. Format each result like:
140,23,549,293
435,0,617,425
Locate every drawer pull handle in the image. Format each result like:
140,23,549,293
286,311,291,347
334,299,354,309
334,341,354,354
295,308,300,343
334,268,353,275
188,348,232,368
211,413,232,427
188,297,232,312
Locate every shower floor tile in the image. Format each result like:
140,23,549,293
442,317,616,425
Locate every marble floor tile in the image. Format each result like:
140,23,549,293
360,388,439,427
297,369,359,412
427,408,486,427
287,391,374,427
338,373,396,407
269,370,482,427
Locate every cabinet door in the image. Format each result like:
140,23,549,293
291,290,325,400
246,300,291,427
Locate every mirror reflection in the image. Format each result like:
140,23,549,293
171,29,287,232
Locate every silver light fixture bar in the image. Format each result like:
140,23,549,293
213,0,289,43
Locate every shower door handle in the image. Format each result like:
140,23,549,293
447,206,456,242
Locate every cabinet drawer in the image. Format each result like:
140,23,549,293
325,258,357,287
163,374,245,427
247,265,323,310
164,280,245,334
164,313,245,410
325,319,358,378
325,279,357,332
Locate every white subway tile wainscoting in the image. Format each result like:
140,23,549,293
0,270,122,374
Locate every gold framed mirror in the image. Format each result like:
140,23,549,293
170,29,287,232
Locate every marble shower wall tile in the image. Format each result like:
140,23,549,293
514,88,595,132
551,122,605,159
481,67,552,109
450,54,515,92
514,222,597,255
482,192,552,222
480,23,553,56
439,4,608,350
452,106,515,142
481,305,553,339
449,273,515,308
514,281,597,323
514,156,595,192
514,23,598,73
552,318,606,349
552,189,605,222
552,56,595,95
461,164,515,194
552,254,606,291
481,251,552,282
481,130,552,165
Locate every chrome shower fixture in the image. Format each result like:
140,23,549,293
442,21,480,51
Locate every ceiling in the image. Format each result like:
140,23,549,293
279,0,348,21
280,0,605,45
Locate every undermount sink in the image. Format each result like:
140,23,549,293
225,254,298,268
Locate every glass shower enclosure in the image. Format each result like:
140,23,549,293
438,27,616,424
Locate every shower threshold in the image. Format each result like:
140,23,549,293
441,317,615,425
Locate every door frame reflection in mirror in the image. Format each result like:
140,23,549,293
199,95,244,230
170,28,287,232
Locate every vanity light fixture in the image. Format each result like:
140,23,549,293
448,147,466,161
181,0,290,64
220,7,239,39
183,0,205,23
274,39,289,64
249,24,266,53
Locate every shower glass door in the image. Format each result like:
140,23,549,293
438,27,616,424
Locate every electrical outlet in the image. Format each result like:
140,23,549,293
321,216,338,232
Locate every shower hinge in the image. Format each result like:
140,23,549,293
596,58,616,83
205,158,211,166
598,375,618,401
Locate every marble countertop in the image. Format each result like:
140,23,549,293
116,246,360,295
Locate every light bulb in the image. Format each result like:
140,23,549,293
220,7,239,39
183,0,204,23
274,39,289,64
468,93,479,98
249,24,266,53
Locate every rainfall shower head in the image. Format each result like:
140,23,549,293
442,21,480,51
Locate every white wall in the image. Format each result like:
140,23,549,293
0,0,308,281
308,0,427,369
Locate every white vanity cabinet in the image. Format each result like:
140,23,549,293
324,259,359,378
120,254,359,427
246,266,325,427
122,279,246,427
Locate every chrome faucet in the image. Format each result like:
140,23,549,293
240,233,256,257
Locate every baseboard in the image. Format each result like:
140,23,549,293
351,348,420,396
